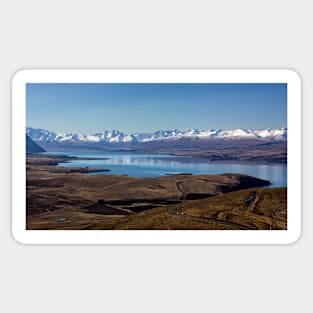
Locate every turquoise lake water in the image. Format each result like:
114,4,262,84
47,151,287,187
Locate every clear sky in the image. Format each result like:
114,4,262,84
26,83,287,134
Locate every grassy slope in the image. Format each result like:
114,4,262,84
106,188,287,230
27,187,287,230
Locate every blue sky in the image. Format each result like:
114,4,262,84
26,83,287,134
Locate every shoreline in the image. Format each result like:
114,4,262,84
37,149,287,165
27,153,111,174
35,151,287,181
36,152,286,189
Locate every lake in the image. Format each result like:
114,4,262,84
47,151,287,187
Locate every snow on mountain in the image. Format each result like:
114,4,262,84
26,127,60,142
141,129,181,142
26,127,287,145
254,128,287,139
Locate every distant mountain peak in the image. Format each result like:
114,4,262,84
26,126,287,148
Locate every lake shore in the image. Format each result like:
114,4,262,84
42,150,287,188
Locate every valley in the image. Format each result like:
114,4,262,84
26,154,286,230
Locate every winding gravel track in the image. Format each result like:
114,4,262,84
167,206,257,230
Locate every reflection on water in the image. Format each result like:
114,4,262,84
49,151,287,187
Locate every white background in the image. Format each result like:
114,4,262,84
0,1,310,312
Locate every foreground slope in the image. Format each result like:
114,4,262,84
110,188,287,230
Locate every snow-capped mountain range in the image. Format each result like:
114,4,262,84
27,127,287,144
